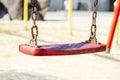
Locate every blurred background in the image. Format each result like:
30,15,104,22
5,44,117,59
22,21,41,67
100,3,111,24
0,0,116,21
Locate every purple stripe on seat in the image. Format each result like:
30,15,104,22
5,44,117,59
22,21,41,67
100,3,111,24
46,42,88,50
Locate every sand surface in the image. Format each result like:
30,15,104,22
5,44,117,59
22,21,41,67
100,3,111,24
0,11,120,80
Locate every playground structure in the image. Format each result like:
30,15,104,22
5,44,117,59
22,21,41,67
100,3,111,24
19,0,106,56
18,0,120,56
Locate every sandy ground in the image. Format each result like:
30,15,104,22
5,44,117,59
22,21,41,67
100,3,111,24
0,11,120,80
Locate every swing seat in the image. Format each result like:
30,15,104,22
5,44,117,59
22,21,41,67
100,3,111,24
19,41,106,56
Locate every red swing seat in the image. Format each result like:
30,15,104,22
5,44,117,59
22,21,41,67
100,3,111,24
19,41,106,56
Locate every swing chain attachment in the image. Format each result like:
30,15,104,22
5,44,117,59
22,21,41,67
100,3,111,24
29,0,38,47
89,0,98,44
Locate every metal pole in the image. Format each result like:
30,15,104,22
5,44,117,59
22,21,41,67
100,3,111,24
106,0,120,53
115,0,120,45
24,0,28,30
115,22,119,44
68,0,73,35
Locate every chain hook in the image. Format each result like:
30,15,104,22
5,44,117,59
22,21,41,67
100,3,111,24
89,25,97,44
30,25,38,46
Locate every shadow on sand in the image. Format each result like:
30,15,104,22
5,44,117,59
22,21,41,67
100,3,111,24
0,70,65,80
94,54,120,63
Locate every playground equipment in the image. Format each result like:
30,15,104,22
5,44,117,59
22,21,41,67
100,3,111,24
106,0,120,53
19,0,106,56
68,0,73,35
115,23,119,44
24,0,28,30
115,0,120,45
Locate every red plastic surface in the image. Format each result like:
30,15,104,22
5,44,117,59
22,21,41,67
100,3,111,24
19,42,106,56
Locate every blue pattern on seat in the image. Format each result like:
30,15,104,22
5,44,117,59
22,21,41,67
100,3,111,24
47,42,88,50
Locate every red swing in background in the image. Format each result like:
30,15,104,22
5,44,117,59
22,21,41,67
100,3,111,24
19,0,106,56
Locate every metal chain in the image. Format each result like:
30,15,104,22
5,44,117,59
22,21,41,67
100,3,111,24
89,0,98,44
29,0,98,46
29,0,38,47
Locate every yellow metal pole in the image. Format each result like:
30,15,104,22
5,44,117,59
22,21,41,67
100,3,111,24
115,22,119,44
115,0,120,45
68,0,73,35
24,0,28,30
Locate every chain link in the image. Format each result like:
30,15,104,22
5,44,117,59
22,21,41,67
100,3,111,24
29,0,38,47
89,0,98,44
